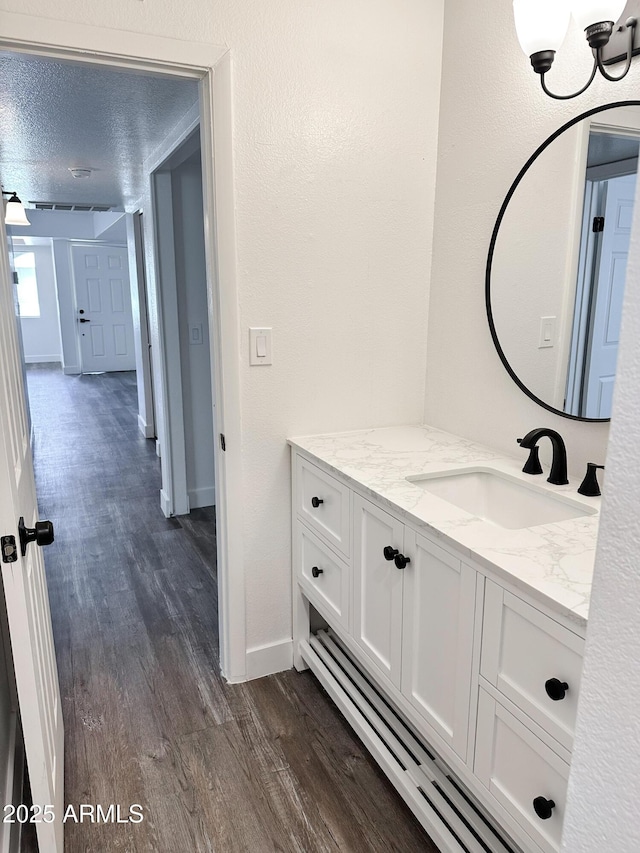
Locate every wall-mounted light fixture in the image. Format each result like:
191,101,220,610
2,191,30,227
514,0,638,99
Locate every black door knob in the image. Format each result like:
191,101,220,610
532,797,555,820
79,317,91,323
545,678,569,701
311,496,324,508
383,546,399,561
18,517,54,557
394,553,411,569
311,566,323,578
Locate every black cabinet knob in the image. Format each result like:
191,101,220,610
311,496,324,508
545,678,569,701
383,546,399,561
532,796,555,820
394,553,411,570
311,566,323,578
18,517,54,557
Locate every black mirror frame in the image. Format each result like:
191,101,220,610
485,99,640,423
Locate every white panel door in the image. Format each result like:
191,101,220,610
73,244,135,373
0,227,63,851
584,173,636,417
400,530,476,760
353,495,404,687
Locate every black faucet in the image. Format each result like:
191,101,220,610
517,428,569,486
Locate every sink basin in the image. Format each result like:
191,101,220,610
406,467,597,530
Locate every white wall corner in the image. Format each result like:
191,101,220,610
245,639,293,681
137,414,154,439
160,489,172,518
63,366,81,375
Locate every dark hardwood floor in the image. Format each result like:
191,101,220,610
25,364,438,853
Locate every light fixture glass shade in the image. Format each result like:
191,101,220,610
513,0,571,56
4,194,30,227
571,0,627,30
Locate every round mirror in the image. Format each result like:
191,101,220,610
486,100,640,422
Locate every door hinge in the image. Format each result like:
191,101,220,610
220,433,226,451
593,216,605,233
1,535,18,563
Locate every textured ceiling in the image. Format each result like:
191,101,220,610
587,131,640,169
0,53,199,211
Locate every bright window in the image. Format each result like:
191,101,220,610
14,252,40,318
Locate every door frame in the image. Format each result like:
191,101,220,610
150,128,204,518
0,14,247,681
130,211,156,440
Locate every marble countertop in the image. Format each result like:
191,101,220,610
289,425,601,631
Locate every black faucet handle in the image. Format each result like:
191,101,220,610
521,445,543,476
578,463,604,497
517,438,543,475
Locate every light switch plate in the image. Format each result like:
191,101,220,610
249,327,272,365
189,323,204,345
539,316,556,349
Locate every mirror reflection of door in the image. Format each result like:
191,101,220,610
566,130,639,418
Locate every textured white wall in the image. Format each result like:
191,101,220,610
423,0,640,475
0,1,445,655
561,114,640,853
18,243,62,362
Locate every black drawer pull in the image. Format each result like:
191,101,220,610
311,496,324,508
383,546,399,561
394,553,411,570
311,566,323,578
533,797,555,820
545,678,569,701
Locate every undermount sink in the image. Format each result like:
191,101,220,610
406,467,598,530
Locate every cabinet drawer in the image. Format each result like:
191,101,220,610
475,689,569,853
481,582,583,751
296,523,350,629
296,456,351,557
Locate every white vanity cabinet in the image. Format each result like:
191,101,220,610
352,494,476,759
400,525,476,761
352,495,404,687
291,445,586,853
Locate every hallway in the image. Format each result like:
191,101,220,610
26,365,434,852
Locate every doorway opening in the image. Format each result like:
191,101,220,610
566,123,640,418
0,53,221,624
0,36,241,850
0,17,249,851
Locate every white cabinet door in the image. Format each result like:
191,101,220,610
401,529,476,760
353,495,404,687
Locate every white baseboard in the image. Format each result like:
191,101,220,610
246,639,293,681
160,489,172,518
188,485,216,509
63,366,81,375
138,414,155,439
156,440,162,458
23,355,61,364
